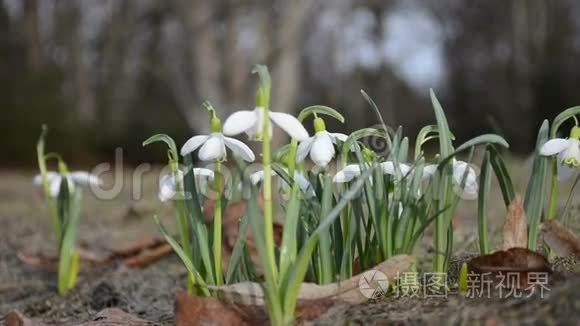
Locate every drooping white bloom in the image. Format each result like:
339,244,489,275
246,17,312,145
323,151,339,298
540,136,580,181
333,161,413,183
159,168,215,202
249,169,314,197
34,171,102,197
423,159,478,200
181,132,255,162
222,107,309,141
297,131,349,168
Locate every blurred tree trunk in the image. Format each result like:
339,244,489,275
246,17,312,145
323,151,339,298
271,0,312,125
23,0,43,71
56,1,96,126
100,0,137,130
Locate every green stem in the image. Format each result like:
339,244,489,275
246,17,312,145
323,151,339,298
262,108,279,284
37,143,61,243
287,139,298,177
548,159,559,220
213,161,223,285
173,163,194,292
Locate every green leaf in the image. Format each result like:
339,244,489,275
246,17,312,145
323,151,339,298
57,190,82,295
360,90,393,148
183,155,215,284
246,186,283,323
278,183,302,283
154,216,210,296
525,120,549,250
487,145,515,206
317,174,334,284
437,134,510,170
340,128,386,164
478,151,492,254
297,105,345,123
283,165,376,316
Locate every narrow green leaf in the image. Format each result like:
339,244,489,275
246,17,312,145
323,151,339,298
478,151,492,254
525,120,549,250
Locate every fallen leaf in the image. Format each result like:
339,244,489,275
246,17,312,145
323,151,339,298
4,310,46,326
79,308,153,326
174,292,338,326
468,248,551,288
540,219,580,258
209,254,414,305
503,195,528,250
123,243,173,268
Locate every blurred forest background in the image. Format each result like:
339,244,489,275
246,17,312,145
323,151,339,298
3,0,580,167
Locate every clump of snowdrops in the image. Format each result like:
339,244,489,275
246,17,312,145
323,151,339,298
144,65,580,324
35,126,102,295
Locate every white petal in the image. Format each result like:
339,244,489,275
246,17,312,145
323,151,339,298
452,161,478,200
49,177,62,197
293,172,314,196
192,168,215,180
381,161,396,175
34,171,58,185
330,132,356,151
224,136,256,162
159,174,176,202
222,110,259,136
310,133,335,167
70,171,102,186
249,170,276,185
269,111,309,141
180,135,210,156
329,133,348,143
296,137,315,162
423,164,438,180
250,170,265,184
540,138,570,156
333,164,361,183
380,162,411,177
561,138,580,163
198,134,226,161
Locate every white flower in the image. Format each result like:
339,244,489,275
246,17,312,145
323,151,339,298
181,132,255,162
248,169,315,197
297,131,349,167
222,107,309,141
540,137,580,181
159,168,215,202
424,159,478,200
333,161,412,183
34,171,102,197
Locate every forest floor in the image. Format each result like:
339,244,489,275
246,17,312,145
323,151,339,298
1,162,580,325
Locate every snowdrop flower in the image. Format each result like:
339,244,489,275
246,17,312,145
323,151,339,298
222,107,309,141
424,159,478,200
34,171,102,197
181,110,255,162
539,126,580,181
297,117,349,167
159,168,214,202
333,161,413,183
249,169,315,197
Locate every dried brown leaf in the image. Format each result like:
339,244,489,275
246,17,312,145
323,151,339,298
503,195,528,249
540,220,580,258
209,254,414,305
